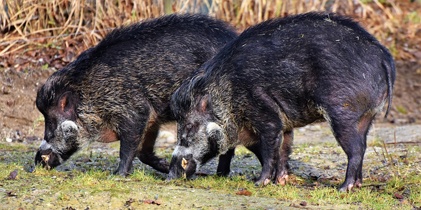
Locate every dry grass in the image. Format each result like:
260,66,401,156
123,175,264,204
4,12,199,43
0,0,420,69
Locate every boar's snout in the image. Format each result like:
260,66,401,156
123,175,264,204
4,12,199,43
35,148,61,170
168,153,197,180
34,120,80,171
60,120,78,139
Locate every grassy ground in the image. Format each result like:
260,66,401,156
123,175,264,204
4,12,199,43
1,127,420,209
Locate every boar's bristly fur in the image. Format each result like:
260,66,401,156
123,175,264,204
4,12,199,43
35,14,237,176
169,12,395,192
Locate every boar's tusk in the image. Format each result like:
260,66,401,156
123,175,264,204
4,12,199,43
181,158,188,170
41,155,49,163
41,155,51,170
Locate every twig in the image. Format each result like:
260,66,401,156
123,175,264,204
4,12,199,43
363,183,387,188
385,141,421,145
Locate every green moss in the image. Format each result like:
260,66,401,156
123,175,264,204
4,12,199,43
405,11,421,24
396,105,408,114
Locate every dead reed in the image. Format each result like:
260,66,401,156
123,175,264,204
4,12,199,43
0,0,420,69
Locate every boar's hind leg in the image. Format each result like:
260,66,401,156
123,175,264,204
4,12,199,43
328,110,374,192
245,143,264,165
276,130,293,186
216,148,235,176
137,122,170,173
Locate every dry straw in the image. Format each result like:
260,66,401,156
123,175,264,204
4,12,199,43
0,0,420,62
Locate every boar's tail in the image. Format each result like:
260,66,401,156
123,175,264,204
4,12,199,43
383,58,396,118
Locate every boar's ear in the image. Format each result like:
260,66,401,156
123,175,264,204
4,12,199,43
58,91,77,114
199,94,211,113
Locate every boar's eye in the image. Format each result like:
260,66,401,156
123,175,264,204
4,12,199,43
178,122,197,147
186,123,193,130
185,122,200,138
185,123,194,134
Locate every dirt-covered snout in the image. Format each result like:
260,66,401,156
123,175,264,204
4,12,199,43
35,120,80,169
167,150,197,180
168,121,227,180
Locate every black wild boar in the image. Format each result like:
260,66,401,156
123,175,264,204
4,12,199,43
168,12,395,192
35,14,237,175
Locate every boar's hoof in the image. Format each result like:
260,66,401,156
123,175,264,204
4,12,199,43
254,178,272,187
347,184,355,192
276,174,289,186
338,179,363,192
343,180,363,192
339,183,360,192
113,169,130,177
355,179,363,188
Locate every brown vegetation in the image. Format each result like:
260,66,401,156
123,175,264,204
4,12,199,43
0,1,420,129
0,0,420,71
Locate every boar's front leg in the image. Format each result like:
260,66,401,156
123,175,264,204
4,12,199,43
216,148,236,176
247,90,284,186
137,121,170,173
251,117,282,186
254,132,281,186
115,131,140,176
115,113,150,176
